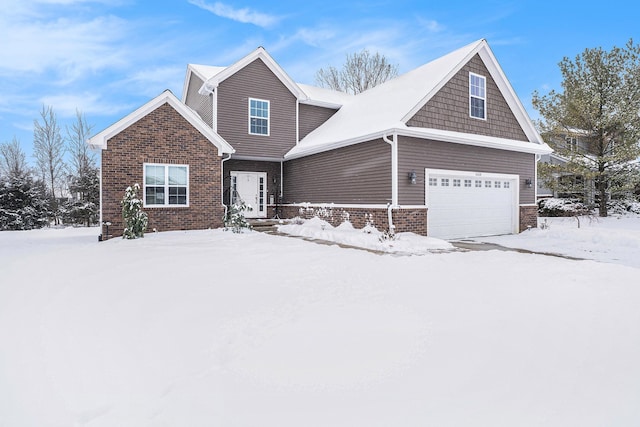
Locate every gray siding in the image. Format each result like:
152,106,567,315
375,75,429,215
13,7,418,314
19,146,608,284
299,104,338,140
407,54,529,142
217,58,297,158
284,139,391,204
184,73,213,127
398,136,536,205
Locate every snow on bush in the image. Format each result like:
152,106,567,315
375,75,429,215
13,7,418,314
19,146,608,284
223,201,252,233
121,183,148,239
538,197,589,217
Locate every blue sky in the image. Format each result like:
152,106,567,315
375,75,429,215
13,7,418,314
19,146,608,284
1,0,638,163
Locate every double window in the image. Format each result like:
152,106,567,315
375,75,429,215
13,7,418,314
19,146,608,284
249,98,269,135
144,163,189,207
469,72,486,120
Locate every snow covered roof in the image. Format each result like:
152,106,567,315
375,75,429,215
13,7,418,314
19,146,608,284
297,83,353,109
286,39,551,159
88,90,235,156
188,64,226,82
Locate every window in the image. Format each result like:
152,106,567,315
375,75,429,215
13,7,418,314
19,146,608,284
565,136,577,151
144,164,188,207
504,181,510,189
441,178,450,187
464,179,472,187
429,177,438,186
249,98,269,135
453,179,461,187
469,73,486,119
495,181,501,188
485,180,492,188
475,180,482,188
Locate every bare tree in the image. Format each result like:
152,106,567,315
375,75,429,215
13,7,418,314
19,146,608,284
315,49,399,94
0,137,29,179
33,105,66,223
66,109,96,179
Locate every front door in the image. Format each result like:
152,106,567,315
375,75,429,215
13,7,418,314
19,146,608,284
231,171,267,218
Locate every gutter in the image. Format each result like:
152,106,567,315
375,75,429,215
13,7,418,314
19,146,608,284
221,153,232,220
382,132,398,235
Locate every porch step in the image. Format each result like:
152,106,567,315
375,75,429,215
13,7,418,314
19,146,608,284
248,218,285,232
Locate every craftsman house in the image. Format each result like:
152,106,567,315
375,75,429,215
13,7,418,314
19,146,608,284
89,39,551,240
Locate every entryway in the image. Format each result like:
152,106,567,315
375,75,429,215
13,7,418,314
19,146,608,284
230,171,267,218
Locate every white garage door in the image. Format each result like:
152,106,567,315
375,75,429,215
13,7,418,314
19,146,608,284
426,169,519,240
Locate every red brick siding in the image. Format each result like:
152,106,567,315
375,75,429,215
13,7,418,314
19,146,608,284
280,205,428,235
519,205,538,232
101,103,224,238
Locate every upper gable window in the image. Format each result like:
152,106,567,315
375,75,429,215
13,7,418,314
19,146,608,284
249,98,270,136
469,73,486,120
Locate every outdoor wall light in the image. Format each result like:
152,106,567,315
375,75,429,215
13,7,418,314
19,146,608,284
408,171,417,184
525,178,533,188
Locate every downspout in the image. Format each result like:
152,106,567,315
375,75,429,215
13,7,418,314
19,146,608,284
383,132,398,234
221,153,232,220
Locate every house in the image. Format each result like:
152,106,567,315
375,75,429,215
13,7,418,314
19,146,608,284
538,130,603,203
89,39,552,240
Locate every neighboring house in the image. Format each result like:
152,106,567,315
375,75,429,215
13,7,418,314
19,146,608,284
537,131,596,202
89,39,552,240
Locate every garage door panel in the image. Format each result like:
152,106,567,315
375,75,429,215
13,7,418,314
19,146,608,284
426,169,518,239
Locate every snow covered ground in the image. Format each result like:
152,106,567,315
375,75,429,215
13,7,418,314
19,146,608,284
1,218,640,426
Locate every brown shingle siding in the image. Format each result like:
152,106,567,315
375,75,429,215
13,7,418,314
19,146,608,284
407,54,529,142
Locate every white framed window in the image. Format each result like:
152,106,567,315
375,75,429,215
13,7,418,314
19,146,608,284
485,180,492,188
469,72,486,120
495,181,501,188
441,178,450,187
464,179,472,187
144,163,189,207
504,181,510,189
453,179,461,187
249,98,269,135
475,180,482,188
429,177,438,186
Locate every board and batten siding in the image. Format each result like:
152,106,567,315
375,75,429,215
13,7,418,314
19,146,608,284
397,136,536,205
284,139,392,204
217,58,297,158
298,104,339,140
184,73,213,128
407,54,529,142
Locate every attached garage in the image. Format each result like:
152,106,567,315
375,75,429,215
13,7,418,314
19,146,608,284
425,168,519,240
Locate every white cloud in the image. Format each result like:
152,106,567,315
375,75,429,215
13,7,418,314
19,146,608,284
417,17,444,33
38,92,134,118
188,0,280,28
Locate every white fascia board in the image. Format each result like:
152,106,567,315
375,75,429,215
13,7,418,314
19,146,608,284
285,125,552,160
401,127,552,155
181,65,192,103
299,98,343,109
284,131,389,160
87,90,235,156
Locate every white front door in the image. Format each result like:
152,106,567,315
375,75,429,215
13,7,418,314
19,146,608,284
426,169,519,239
231,171,267,218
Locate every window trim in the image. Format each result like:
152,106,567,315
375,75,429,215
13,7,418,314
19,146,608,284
248,97,270,136
143,163,189,208
469,72,486,120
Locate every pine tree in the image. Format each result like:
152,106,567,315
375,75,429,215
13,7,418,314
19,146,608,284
62,110,99,226
121,183,148,239
533,39,640,216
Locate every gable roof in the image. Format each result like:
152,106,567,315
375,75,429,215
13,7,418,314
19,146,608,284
286,39,551,159
196,47,307,101
88,90,235,155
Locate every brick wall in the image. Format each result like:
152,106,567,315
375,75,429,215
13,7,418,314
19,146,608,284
519,205,538,232
101,103,224,238
280,204,428,235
